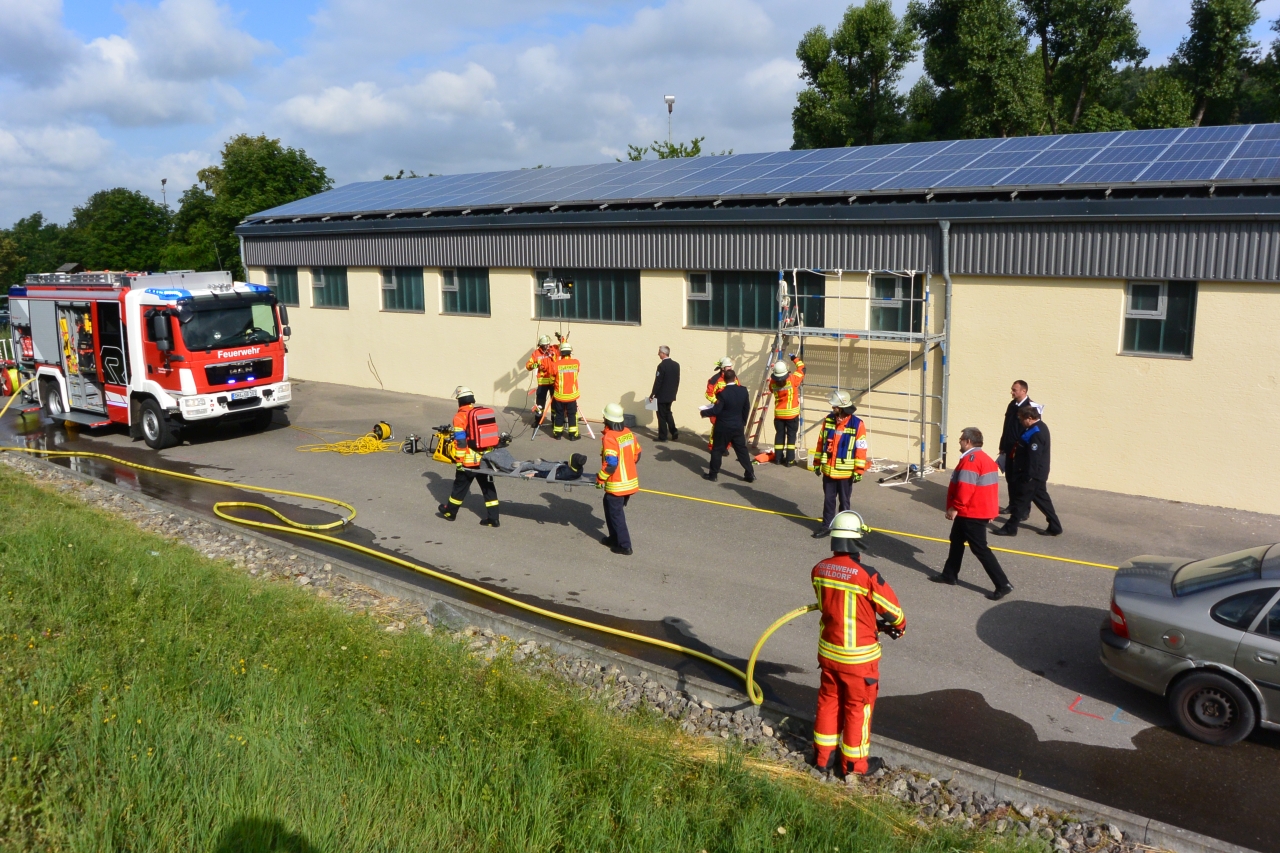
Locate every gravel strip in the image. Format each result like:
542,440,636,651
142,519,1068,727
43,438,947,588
2,452,1142,852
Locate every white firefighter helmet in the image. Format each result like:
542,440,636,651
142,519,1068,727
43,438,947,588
559,342,573,354
719,357,734,370
830,510,868,541
771,360,790,379
538,334,551,347
828,390,853,409
454,386,474,400
603,402,625,424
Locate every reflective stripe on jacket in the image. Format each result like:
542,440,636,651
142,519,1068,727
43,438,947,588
945,447,1000,519
598,427,642,495
525,346,558,385
451,404,482,469
554,358,581,401
811,554,906,672
705,371,727,404
813,414,868,479
770,358,805,419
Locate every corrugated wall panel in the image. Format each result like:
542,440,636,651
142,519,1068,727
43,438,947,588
949,220,1280,281
243,220,1280,281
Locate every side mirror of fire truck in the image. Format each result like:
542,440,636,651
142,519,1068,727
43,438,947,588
150,312,174,353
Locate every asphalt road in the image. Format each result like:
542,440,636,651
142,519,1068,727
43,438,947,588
4,380,1278,851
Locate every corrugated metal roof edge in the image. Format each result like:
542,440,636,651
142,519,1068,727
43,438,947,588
236,195,1280,238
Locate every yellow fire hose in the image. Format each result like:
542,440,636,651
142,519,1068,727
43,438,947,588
0,378,1112,707
1,379,788,703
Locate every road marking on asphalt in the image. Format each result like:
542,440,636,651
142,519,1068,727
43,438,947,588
637,487,1120,571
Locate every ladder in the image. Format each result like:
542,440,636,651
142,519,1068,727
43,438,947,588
746,278,802,451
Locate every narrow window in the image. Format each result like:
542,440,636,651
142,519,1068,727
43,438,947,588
868,274,923,333
266,267,299,306
381,268,425,312
535,270,640,324
1123,281,1196,357
686,271,777,331
441,268,490,316
311,267,349,309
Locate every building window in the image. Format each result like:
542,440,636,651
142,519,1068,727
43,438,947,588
869,274,923,334
266,267,299,306
687,271,778,331
311,267,348,309
1123,281,1196,357
441,268,490,316
535,269,640,324
381,267,425,312
787,270,826,328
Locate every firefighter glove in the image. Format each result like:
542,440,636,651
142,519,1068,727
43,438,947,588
555,332,564,342
595,478,606,490
853,473,863,483
814,466,823,477
789,353,797,361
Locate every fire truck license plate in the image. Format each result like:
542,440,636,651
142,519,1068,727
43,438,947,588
230,389,259,401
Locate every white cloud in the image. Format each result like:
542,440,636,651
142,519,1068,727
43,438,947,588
0,0,79,84
50,35,215,125
406,63,499,116
277,82,408,134
123,0,270,81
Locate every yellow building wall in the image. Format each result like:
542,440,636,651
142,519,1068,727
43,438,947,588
946,275,1280,514
251,265,947,468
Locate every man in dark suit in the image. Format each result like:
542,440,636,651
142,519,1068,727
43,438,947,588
998,380,1038,515
994,407,1062,537
649,345,680,442
699,369,754,483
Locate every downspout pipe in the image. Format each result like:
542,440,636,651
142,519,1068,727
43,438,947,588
237,231,247,283
939,220,952,470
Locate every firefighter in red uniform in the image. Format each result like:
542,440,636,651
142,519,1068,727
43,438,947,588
552,342,581,440
524,334,559,422
597,402,641,556
811,510,906,776
769,354,805,465
438,386,500,527
704,357,732,450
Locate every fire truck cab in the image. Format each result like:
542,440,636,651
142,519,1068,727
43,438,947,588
7,270,291,449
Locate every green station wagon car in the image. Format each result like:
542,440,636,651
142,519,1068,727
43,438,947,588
1100,544,1280,745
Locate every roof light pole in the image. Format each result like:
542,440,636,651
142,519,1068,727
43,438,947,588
664,95,675,144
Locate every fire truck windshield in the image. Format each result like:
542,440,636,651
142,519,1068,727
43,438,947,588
178,298,279,351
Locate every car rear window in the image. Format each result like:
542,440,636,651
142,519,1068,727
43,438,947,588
1210,588,1278,630
1173,546,1270,596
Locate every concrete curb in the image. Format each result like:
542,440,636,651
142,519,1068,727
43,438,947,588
12,453,1263,853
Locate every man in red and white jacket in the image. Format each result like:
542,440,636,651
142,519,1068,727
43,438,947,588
930,427,1013,600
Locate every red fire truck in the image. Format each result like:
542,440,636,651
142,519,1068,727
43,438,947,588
6,270,292,449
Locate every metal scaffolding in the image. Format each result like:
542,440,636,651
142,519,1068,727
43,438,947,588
746,268,950,483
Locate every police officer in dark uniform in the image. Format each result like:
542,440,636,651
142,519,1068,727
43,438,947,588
994,407,1062,537
999,380,1036,516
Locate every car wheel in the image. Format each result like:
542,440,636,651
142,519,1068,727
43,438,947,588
41,380,65,420
139,398,180,450
1168,672,1257,746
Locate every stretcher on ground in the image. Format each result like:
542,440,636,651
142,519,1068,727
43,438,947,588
427,427,593,487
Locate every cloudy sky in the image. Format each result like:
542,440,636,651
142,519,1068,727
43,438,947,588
2,0,1278,227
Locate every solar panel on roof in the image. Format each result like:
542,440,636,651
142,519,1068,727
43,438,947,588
247,123,1280,219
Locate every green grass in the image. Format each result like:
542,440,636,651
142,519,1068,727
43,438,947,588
0,464,1007,852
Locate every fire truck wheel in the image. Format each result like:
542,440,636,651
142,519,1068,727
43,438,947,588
40,379,66,420
139,398,180,450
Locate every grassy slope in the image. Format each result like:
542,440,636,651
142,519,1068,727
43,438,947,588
0,465,1004,852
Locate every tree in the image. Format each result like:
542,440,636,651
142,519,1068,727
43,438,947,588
382,170,421,179
166,134,331,278
2,214,67,284
619,138,729,160
0,236,23,287
907,0,1043,138
1131,69,1196,128
65,189,170,272
1171,0,1262,126
792,1,919,148
1019,0,1146,133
